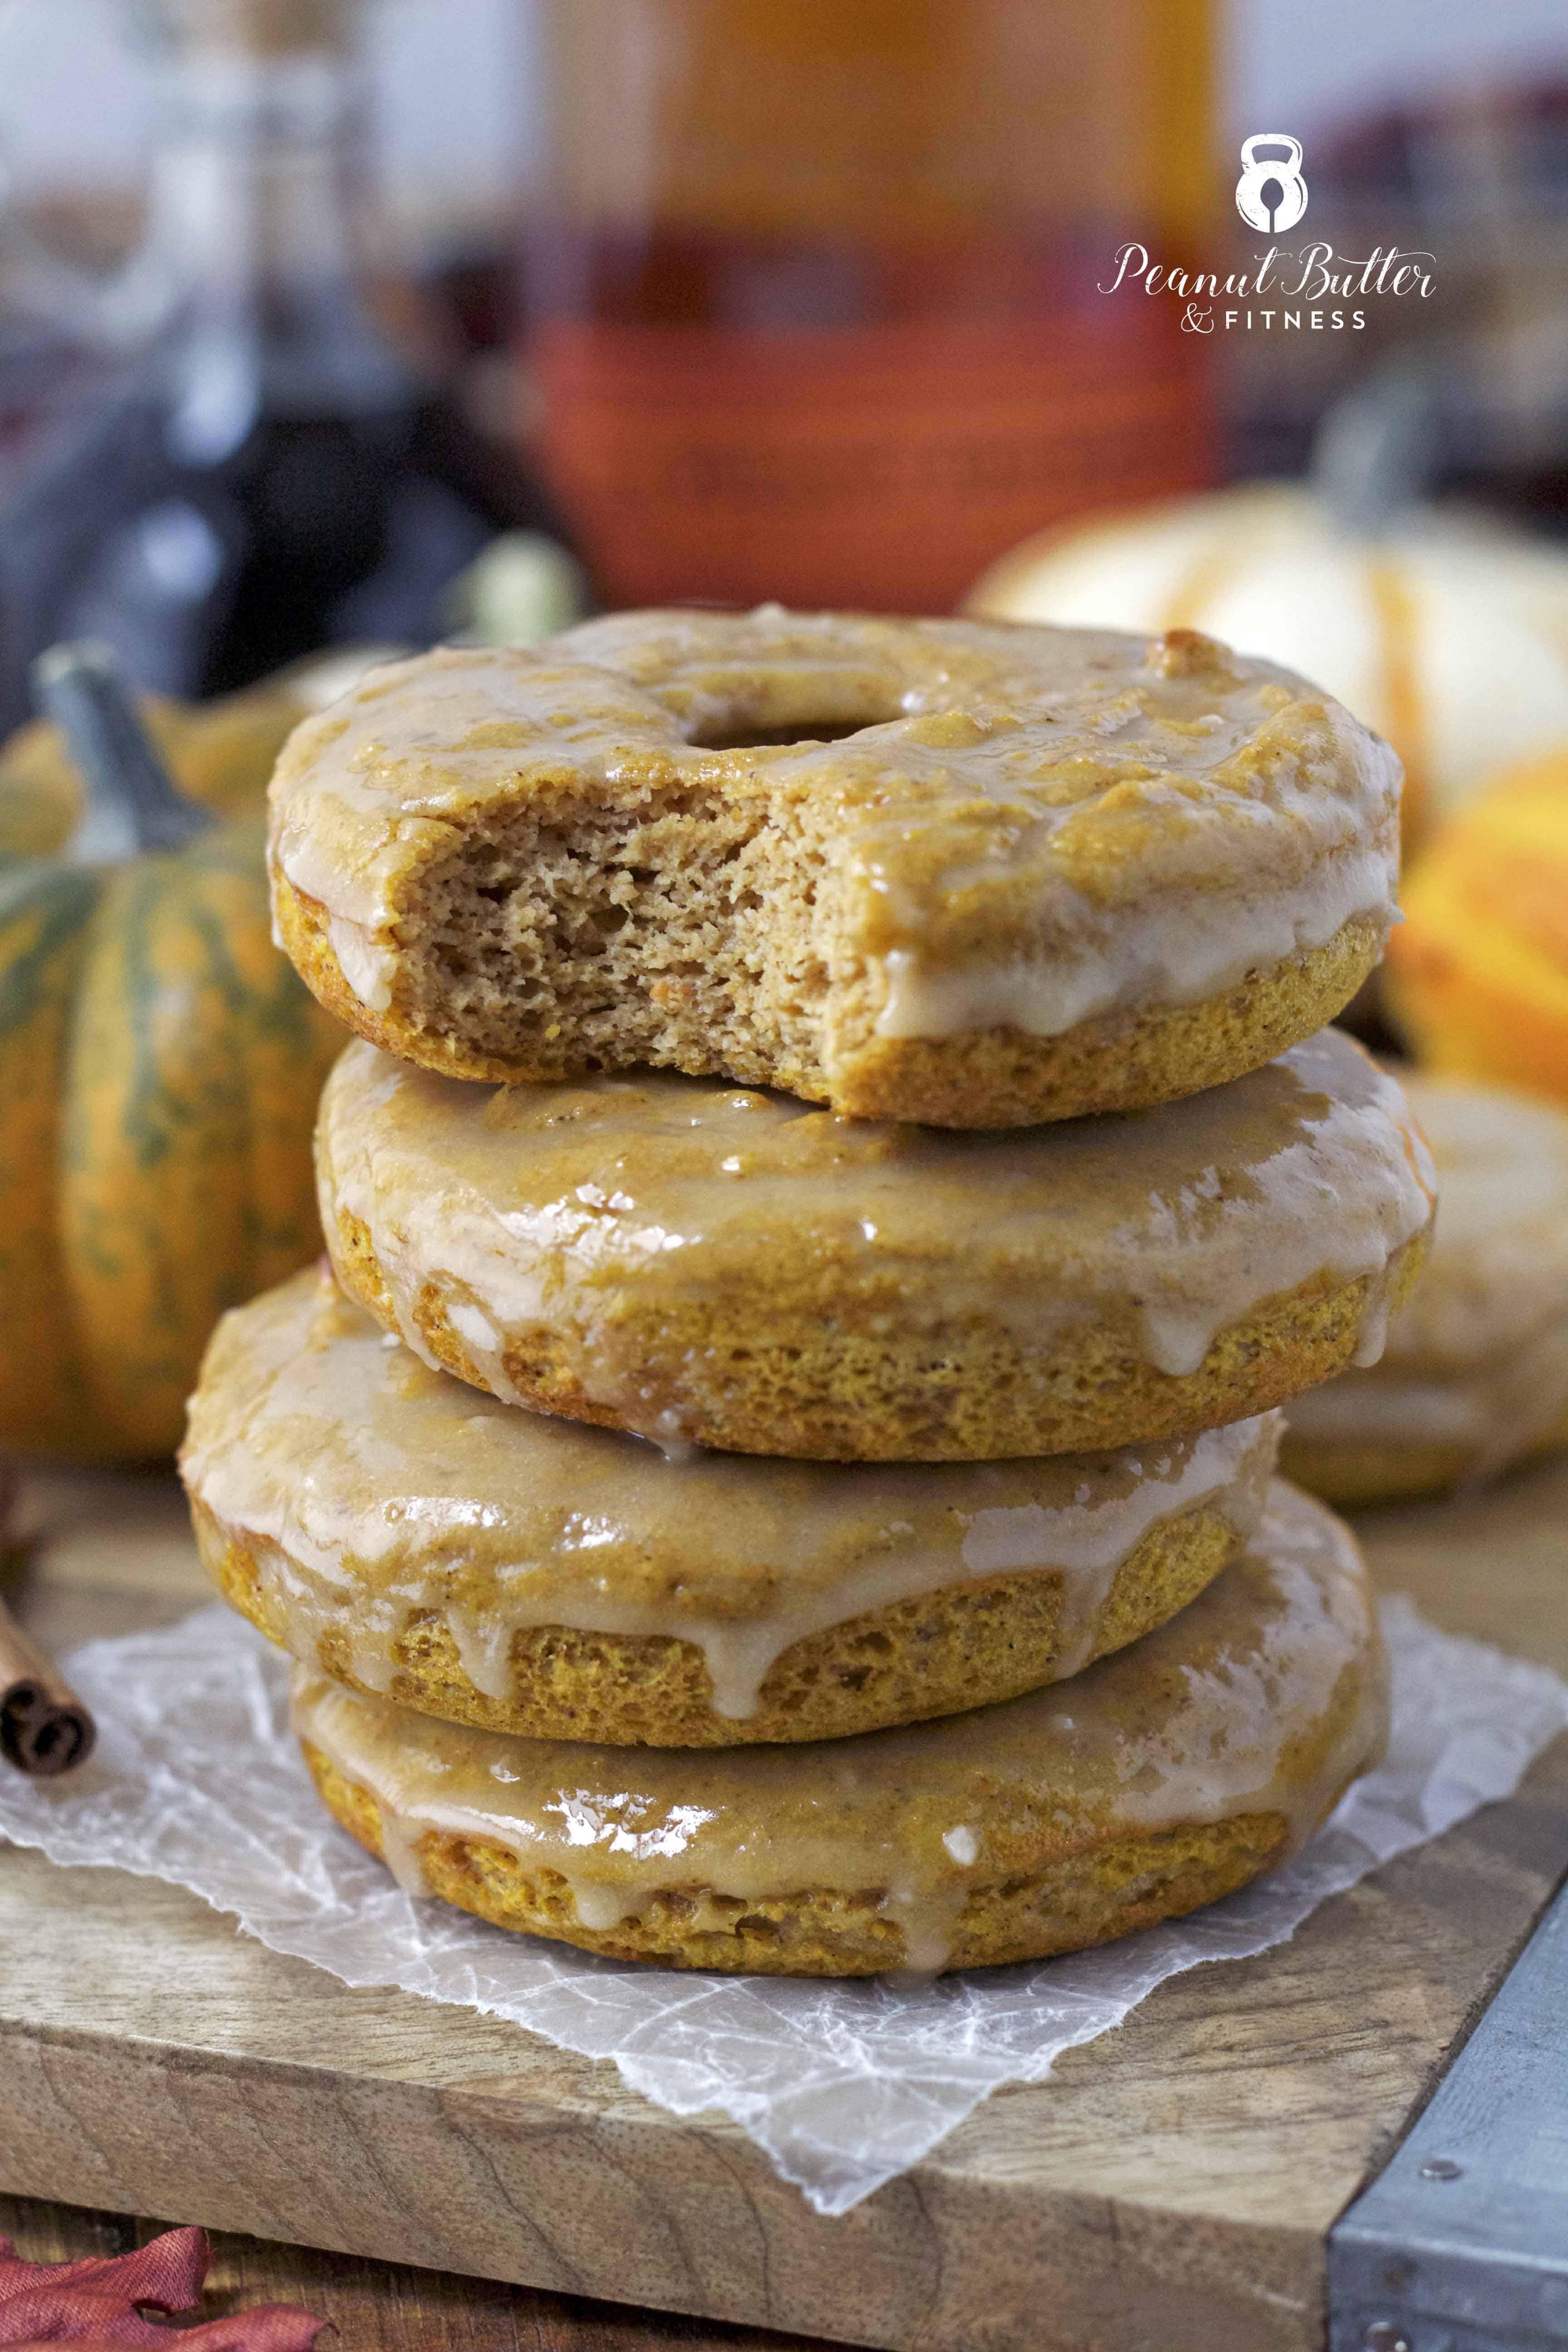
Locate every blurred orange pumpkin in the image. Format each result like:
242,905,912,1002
1387,752,1568,1101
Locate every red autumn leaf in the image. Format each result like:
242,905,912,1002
0,2226,326,2349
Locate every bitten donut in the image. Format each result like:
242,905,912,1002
1284,1077,1568,1504
268,609,1401,1127
181,1265,1281,1746
293,1481,1388,1975
316,1027,1435,1460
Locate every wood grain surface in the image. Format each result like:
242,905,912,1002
2,1458,1567,2352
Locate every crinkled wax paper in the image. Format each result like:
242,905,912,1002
0,1598,1563,2215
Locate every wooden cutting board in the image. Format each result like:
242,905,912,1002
3,1460,1567,2352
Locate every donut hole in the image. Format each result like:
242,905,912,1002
681,673,906,751
689,715,889,751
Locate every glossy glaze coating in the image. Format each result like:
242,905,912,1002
316,1027,1435,1447
292,1481,1387,1969
1287,1077,1568,1478
269,609,1400,1045
182,1267,1280,1719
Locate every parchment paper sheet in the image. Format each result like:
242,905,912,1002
0,1597,1563,2215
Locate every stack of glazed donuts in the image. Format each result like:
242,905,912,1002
180,610,1435,1977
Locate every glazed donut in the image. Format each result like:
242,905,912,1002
181,1264,1282,1746
1284,1076,1568,1503
292,1480,1388,1975
314,1027,1435,1460
268,608,1401,1127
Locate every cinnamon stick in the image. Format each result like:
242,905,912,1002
0,1596,96,1776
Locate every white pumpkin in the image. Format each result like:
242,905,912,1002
967,484,1568,839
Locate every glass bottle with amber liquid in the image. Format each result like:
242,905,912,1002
0,0,569,735
517,0,1214,614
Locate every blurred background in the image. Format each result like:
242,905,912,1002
5,0,1568,687
3,0,1568,1471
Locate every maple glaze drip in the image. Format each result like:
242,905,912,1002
315,1024,1435,1446
181,1269,1281,1718
1287,1077,1568,1479
291,1482,1389,1970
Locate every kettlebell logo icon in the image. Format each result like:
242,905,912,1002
1235,134,1308,233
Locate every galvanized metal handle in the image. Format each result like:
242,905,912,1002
1329,1869,1568,2350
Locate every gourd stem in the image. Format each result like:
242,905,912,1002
31,642,216,861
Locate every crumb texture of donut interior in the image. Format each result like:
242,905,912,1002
267,609,1402,1122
